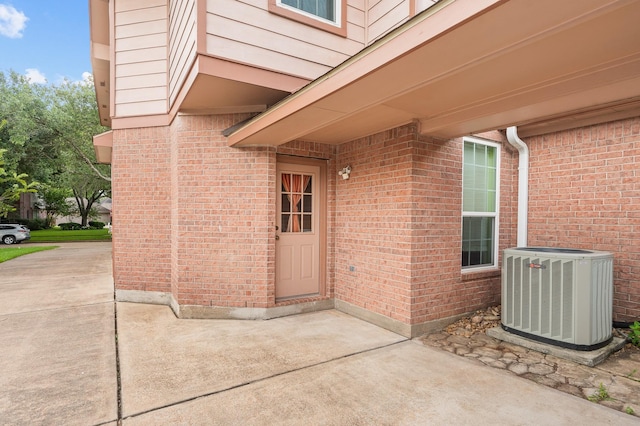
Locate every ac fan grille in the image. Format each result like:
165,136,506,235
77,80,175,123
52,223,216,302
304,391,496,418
503,250,613,347
504,256,574,341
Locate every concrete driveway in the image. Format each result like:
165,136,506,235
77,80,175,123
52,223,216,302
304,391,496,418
0,242,635,425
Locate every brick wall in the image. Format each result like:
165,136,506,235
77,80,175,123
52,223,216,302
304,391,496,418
170,114,274,308
334,125,515,327
335,127,416,324
112,126,172,293
411,130,514,325
112,113,638,325
526,118,640,322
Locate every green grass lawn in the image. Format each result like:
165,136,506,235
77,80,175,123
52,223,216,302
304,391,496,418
29,228,112,243
0,245,58,263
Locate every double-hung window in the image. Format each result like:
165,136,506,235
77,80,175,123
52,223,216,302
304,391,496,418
462,138,500,270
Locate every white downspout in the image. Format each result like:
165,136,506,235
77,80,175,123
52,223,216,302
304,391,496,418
506,126,529,247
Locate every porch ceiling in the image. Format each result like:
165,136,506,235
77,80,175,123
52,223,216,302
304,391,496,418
228,0,640,147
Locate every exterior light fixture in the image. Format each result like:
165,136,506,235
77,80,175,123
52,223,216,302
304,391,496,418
338,165,351,180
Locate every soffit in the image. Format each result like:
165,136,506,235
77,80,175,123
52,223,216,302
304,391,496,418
93,130,113,164
228,0,640,146
89,0,111,127
177,56,305,113
179,74,289,114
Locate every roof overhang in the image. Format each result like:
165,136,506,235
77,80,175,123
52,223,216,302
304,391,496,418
93,130,113,164
89,0,111,128
175,55,308,115
228,0,640,146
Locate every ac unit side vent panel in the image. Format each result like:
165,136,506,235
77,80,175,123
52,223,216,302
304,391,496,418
502,248,613,351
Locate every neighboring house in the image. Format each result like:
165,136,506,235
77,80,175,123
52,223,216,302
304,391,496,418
17,193,44,221
55,197,112,226
89,0,640,337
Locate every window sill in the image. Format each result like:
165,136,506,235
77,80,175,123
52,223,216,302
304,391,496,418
461,267,501,281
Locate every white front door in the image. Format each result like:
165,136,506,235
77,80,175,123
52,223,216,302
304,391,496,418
276,161,322,300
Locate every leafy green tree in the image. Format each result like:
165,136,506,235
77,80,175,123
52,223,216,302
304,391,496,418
0,149,37,217
67,170,108,226
38,186,72,227
0,71,110,224
0,72,58,182
46,76,111,183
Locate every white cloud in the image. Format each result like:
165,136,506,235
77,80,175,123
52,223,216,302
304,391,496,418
0,4,28,38
25,68,47,84
55,72,93,86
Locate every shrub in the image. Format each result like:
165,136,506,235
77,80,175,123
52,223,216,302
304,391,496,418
58,222,83,230
0,218,48,230
629,321,640,347
88,221,105,229
26,218,48,230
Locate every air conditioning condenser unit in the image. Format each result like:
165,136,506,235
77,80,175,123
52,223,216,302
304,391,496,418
502,247,613,351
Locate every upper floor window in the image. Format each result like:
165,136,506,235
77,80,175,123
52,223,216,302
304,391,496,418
269,0,346,37
462,138,500,270
281,0,336,22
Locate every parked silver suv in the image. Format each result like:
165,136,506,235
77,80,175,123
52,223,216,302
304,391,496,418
0,224,31,245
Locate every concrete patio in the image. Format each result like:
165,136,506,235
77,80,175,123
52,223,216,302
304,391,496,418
0,242,635,425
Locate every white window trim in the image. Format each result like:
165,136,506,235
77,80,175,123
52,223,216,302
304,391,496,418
276,0,342,27
461,136,501,273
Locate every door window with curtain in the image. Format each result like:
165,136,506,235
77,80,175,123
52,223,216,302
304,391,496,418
281,173,313,233
279,0,336,22
462,138,500,269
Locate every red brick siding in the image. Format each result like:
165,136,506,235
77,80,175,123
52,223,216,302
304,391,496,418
334,127,415,323
112,127,172,293
111,117,521,327
334,125,515,325
410,130,515,325
527,118,640,322
170,114,274,308
278,130,513,326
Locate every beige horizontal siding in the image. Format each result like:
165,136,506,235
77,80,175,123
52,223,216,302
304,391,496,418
169,0,197,107
114,0,168,117
115,19,165,39
116,46,166,64
207,0,366,81
117,60,166,76
116,87,167,103
116,73,167,90
116,100,167,117
368,0,411,43
110,0,430,117
115,4,167,25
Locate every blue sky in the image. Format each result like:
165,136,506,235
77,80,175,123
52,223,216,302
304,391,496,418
0,1,91,84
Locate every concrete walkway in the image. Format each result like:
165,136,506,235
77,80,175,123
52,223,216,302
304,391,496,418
0,242,636,425
0,242,116,425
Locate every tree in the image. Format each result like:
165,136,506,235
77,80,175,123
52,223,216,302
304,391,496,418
47,76,111,183
68,171,108,226
0,149,37,217
0,72,59,183
0,71,110,224
38,186,72,227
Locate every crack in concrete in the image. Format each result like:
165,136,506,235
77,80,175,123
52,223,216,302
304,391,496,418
120,337,410,421
114,301,123,425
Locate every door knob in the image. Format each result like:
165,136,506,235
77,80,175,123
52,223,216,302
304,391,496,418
275,235,280,240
